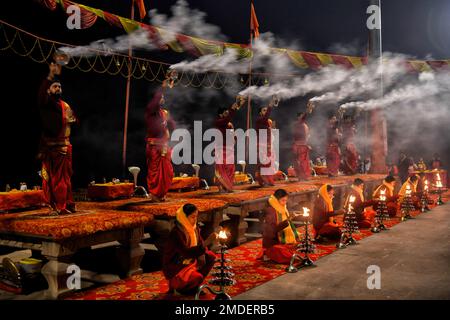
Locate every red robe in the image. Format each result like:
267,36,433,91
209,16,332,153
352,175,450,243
38,78,75,212
214,107,237,191
326,123,341,177
145,89,175,199
292,115,311,180
162,223,215,293
255,107,275,186
341,122,358,175
262,206,296,264
312,195,341,239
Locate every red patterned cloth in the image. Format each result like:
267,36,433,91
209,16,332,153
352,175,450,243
0,209,153,240
79,198,228,217
0,190,46,211
169,177,200,191
87,183,134,200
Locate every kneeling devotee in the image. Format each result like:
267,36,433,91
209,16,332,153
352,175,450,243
162,203,217,295
398,174,420,209
263,189,300,264
372,176,398,217
344,178,376,228
313,184,345,241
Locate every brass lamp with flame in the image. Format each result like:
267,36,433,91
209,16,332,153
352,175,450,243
195,229,235,300
337,195,359,249
420,180,431,212
53,50,70,66
434,173,446,205
372,189,389,233
400,184,414,221
286,207,316,273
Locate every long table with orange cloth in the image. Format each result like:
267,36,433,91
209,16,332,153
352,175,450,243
0,190,46,212
0,208,153,299
87,183,134,200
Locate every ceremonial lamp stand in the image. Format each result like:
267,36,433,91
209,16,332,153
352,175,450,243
371,190,389,233
337,195,359,249
420,180,431,213
434,173,446,206
195,230,235,300
286,208,316,273
400,185,415,221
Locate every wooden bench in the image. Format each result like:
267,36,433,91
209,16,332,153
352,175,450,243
0,209,153,299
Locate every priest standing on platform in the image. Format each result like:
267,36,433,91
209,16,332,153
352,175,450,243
37,61,76,215
326,114,341,177
292,101,314,181
214,95,246,192
145,74,176,201
255,95,279,187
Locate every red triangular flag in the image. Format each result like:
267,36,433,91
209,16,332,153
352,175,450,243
136,0,147,20
250,2,260,38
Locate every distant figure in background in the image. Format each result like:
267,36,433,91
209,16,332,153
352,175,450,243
372,175,398,217
255,95,279,187
214,95,246,192
326,114,341,177
344,178,376,229
387,161,399,177
431,153,443,170
145,77,176,201
313,184,345,241
37,62,76,215
341,115,358,175
163,203,217,295
263,189,299,264
398,152,413,183
292,101,314,181
416,158,427,171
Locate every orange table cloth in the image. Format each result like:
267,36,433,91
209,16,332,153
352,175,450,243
78,198,228,217
313,166,328,175
169,177,200,191
0,190,46,212
87,183,134,200
0,209,153,240
234,173,250,184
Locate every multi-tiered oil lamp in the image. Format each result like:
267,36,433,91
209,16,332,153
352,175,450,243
434,173,445,205
372,189,389,233
195,230,235,300
337,195,359,249
400,184,415,221
420,180,431,213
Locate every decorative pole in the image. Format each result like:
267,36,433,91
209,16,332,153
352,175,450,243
121,0,136,177
367,0,387,173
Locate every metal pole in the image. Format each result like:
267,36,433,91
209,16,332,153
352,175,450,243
122,0,135,176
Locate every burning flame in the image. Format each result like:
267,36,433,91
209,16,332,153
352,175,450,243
302,207,310,217
405,184,412,195
424,180,429,191
218,230,228,240
436,173,443,188
380,189,386,201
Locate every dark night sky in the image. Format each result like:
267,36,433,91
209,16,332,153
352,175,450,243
0,0,449,189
